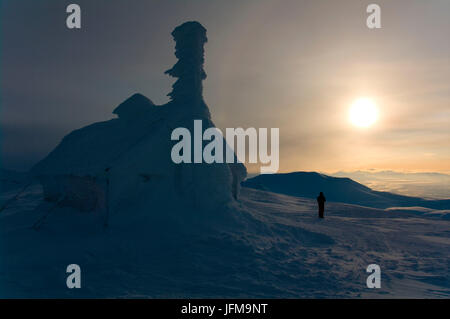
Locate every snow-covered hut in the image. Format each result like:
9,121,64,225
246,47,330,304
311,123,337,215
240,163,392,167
31,21,246,217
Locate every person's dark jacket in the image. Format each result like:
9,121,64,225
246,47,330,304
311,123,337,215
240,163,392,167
317,193,326,207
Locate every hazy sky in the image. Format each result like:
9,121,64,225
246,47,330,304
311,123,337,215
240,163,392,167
1,0,449,173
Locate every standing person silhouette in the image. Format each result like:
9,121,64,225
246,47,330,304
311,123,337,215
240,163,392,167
317,192,326,218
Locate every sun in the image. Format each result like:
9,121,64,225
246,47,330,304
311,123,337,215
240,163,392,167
349,98,378,128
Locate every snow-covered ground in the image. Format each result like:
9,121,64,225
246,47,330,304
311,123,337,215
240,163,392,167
0,182,449,298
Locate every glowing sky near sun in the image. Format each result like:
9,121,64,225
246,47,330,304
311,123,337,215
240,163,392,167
1,0,449,174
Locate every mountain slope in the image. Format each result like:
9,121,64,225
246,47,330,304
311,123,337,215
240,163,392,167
0,182,449,298
242,172,450,209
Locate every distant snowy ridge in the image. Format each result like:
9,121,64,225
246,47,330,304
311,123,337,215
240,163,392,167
243,171,450,210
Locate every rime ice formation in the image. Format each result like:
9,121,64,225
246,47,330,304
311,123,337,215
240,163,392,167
165,22,208,107
31,21,246,217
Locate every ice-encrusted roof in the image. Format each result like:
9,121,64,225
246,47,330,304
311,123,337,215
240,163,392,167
31,93,164,176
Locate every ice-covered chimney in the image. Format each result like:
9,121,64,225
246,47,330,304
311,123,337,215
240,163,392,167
165,21,207,105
